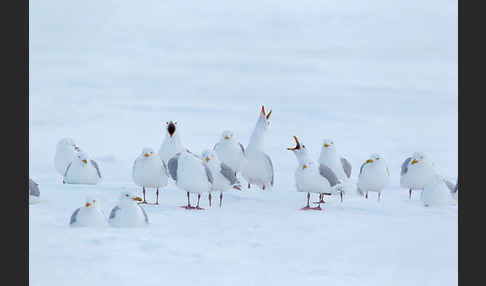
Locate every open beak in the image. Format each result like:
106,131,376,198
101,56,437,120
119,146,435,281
82,159,88,164
133,197,143,202
167,121,176,137
205,157,210,163
287,136,301,151
85,202,91,207
324,144,329,148
261,105,272,119
411,159,418,165
144,153,149,158
366,159,373,164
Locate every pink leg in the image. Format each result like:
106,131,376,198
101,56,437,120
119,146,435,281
301,193,312,210
181,192,195,209
365,192,368,199
219,192,223,208
196,193,205,210
208,193,212,208
155,188,159,205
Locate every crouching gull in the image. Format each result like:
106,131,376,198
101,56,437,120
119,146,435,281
109,192,149,227
213,130,246,176
241,106,274,191
357,154,390,201
202,149,241,208
64,151,102,185
70,197,108,227
132,147,169,204
168,151,213,210
29,178,40,204
287,136,342,210
159,121,187,166
54,138,81,183
421,174,456,207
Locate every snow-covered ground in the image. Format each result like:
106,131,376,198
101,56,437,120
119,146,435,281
29,1,457,285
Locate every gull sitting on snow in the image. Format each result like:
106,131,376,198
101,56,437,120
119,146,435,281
287,136,342,210
357,154,390,201
241,106,274,191
132,147,169,205
64,151,102,185
159,121,186,166
202,149,241,208
109,192,149,227
421,174,456,207
29,178,40,204
168,151,213,210
70,197,108,227
54,138,81,183
214,130,246,176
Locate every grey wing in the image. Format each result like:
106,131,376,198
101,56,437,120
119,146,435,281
401,157,412,176
239,143,245,155
29,179,40,197
204,163,214,184
443,179,456,193
161,160,169,177
167,153,181,181
70,208,81,225
90,160,102,178
319,164,340,186
220,163,239,185
64,162,73,177
340,157,352,178
138,205,149,224
359,162,366,176
213,142,220,151
109,206,120,220
264,154,274,186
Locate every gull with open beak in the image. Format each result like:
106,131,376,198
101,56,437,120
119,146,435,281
70,197,108,227
213,130,246,176
63,151,102,185
241,106,274,191
168,151,213,210
29,178,40,204
109,192,149,227
159,120,187,167
288,136,342,210
400,152,455,200
202,149,242,208
132,147,169,204
54,138,82,183
357,154,390,201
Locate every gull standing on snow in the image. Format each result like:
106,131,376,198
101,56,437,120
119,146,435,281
132,147,169,204
421,174,456,207
213,130,246,176
109,192,149,227
70,197,108,227
159,121,186,166
29,178,40,204
64,151,102,185
317,139,353,202
241,106,274,190
54,138,81,183
287,136,342,210
201,149,241,208
168,151,213,210
357,154,390,201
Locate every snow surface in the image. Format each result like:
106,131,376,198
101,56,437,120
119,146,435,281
29,0,457,285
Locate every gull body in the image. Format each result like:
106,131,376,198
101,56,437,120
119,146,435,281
168,151,213,209
358,154,390,201
400,152,436,199
241,106,274,190
109,192,149,227
54,138,80,181
214,130,246,175
70,198,108,227
421,174,455,207
64,151,102,185
29,178,40,204
202,149,241,207
159,121,186,166
132,147,169,204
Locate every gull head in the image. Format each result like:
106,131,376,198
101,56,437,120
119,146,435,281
141,147,155,159
287,136,310,162
321,139,336,152
165,121,178,137
411,152,427,165
221,130,234,142
201,149,219,166
366,153,383,164
77,151,89,165
120,191,142,203
259,105,272,130
84,196,98,208
57,138,77,150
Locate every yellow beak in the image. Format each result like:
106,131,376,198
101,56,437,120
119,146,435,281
82,159,88,164
85,202,91,207
133,197,143,202
411,159,418,165
366,159,373,164
224,136,230,140
324,144,329,147
302,164,307,169
144,153,149,157
205,157,210,162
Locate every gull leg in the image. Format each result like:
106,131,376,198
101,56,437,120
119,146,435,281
208,193,212,208
378,192,382,202
301,192,312,210
340,191,343,203
365,192,368,199
248,184,251,189
219,192,223,208
409,189,412,200
182,192,195,209
142,187,148,204
155,188,159,205
311,194,322,210
313,193,325,204
196,193,205,210
262,184,266,191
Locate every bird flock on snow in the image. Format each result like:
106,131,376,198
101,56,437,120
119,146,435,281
28,106,458,227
